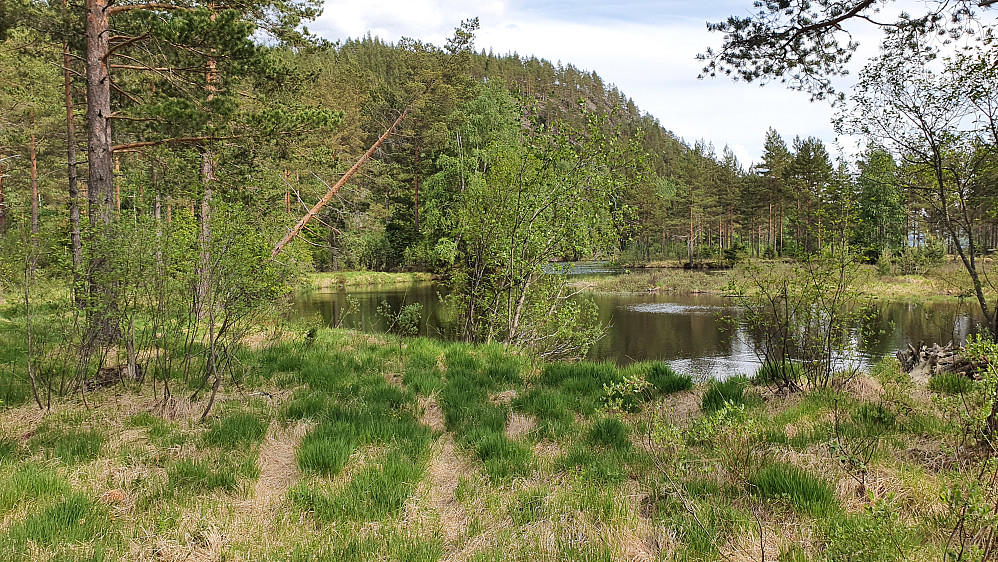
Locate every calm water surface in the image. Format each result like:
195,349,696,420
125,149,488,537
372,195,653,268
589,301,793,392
292,278,983,380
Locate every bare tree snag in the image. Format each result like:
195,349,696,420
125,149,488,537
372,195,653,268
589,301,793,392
271,109,409,257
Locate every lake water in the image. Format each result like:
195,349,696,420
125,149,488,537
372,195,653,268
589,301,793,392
291,279,983,380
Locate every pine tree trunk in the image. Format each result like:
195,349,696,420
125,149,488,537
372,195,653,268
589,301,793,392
85,0,118,342
64,24,83,291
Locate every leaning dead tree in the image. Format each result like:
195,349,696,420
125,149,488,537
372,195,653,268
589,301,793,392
271,109,409,257
897,341,989,379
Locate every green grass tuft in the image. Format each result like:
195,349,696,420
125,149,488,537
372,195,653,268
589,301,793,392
701,376,748,413
292,446,428,521
647,362,693,395
509,488,547,526
1,493,115,555
282,390,329,421
297,422,359,476
0,463,71,512
749,462,837,515
202,411,268,449
30,426,106,465
470,431,533,480
587,417,631,450
168,458,241,492
928,372,974,394
559,445,627,483
0,435,23,462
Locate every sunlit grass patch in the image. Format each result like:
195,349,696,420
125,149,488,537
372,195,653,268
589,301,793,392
508,487,548,526
296,421,358,476
1,493,116,559
558,442,629,484
646,362,693,395
586,417,631,451
701,376,749,413
168,454,258,493
281,530,443,562
0,434,23,462
124,411,185,448
749,462,837,516
290,445,428,521
402,339,446,394
512,388,573,438
439,375,508,434
0,463,70,513
468,430,532,480
202,410,268,449
539,361,623,415
281,389,329,421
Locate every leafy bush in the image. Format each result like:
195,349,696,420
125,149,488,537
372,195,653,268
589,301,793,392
602,371,650,412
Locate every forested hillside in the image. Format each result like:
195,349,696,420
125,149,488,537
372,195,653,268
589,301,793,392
5,10,997,282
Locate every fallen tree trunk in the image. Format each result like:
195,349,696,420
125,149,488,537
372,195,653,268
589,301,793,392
271,109,409,257
896,341,988,379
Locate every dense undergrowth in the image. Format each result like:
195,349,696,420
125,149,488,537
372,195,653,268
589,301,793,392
1,318,997,560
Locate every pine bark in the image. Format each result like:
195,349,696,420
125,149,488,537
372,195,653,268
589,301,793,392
85,0,119,341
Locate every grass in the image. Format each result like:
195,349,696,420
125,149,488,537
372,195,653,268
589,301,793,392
929,372,975,394
296,422,358,476
749,462,838,516
202,410,268,449
311,271,434,289
701,376,749,413
168,457,241,492
29,426,106,465
647,362,693,395
0,318,989,560
587,417,631,450
1,493,115,558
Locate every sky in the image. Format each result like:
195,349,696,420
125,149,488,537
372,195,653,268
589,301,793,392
308,0,892,166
